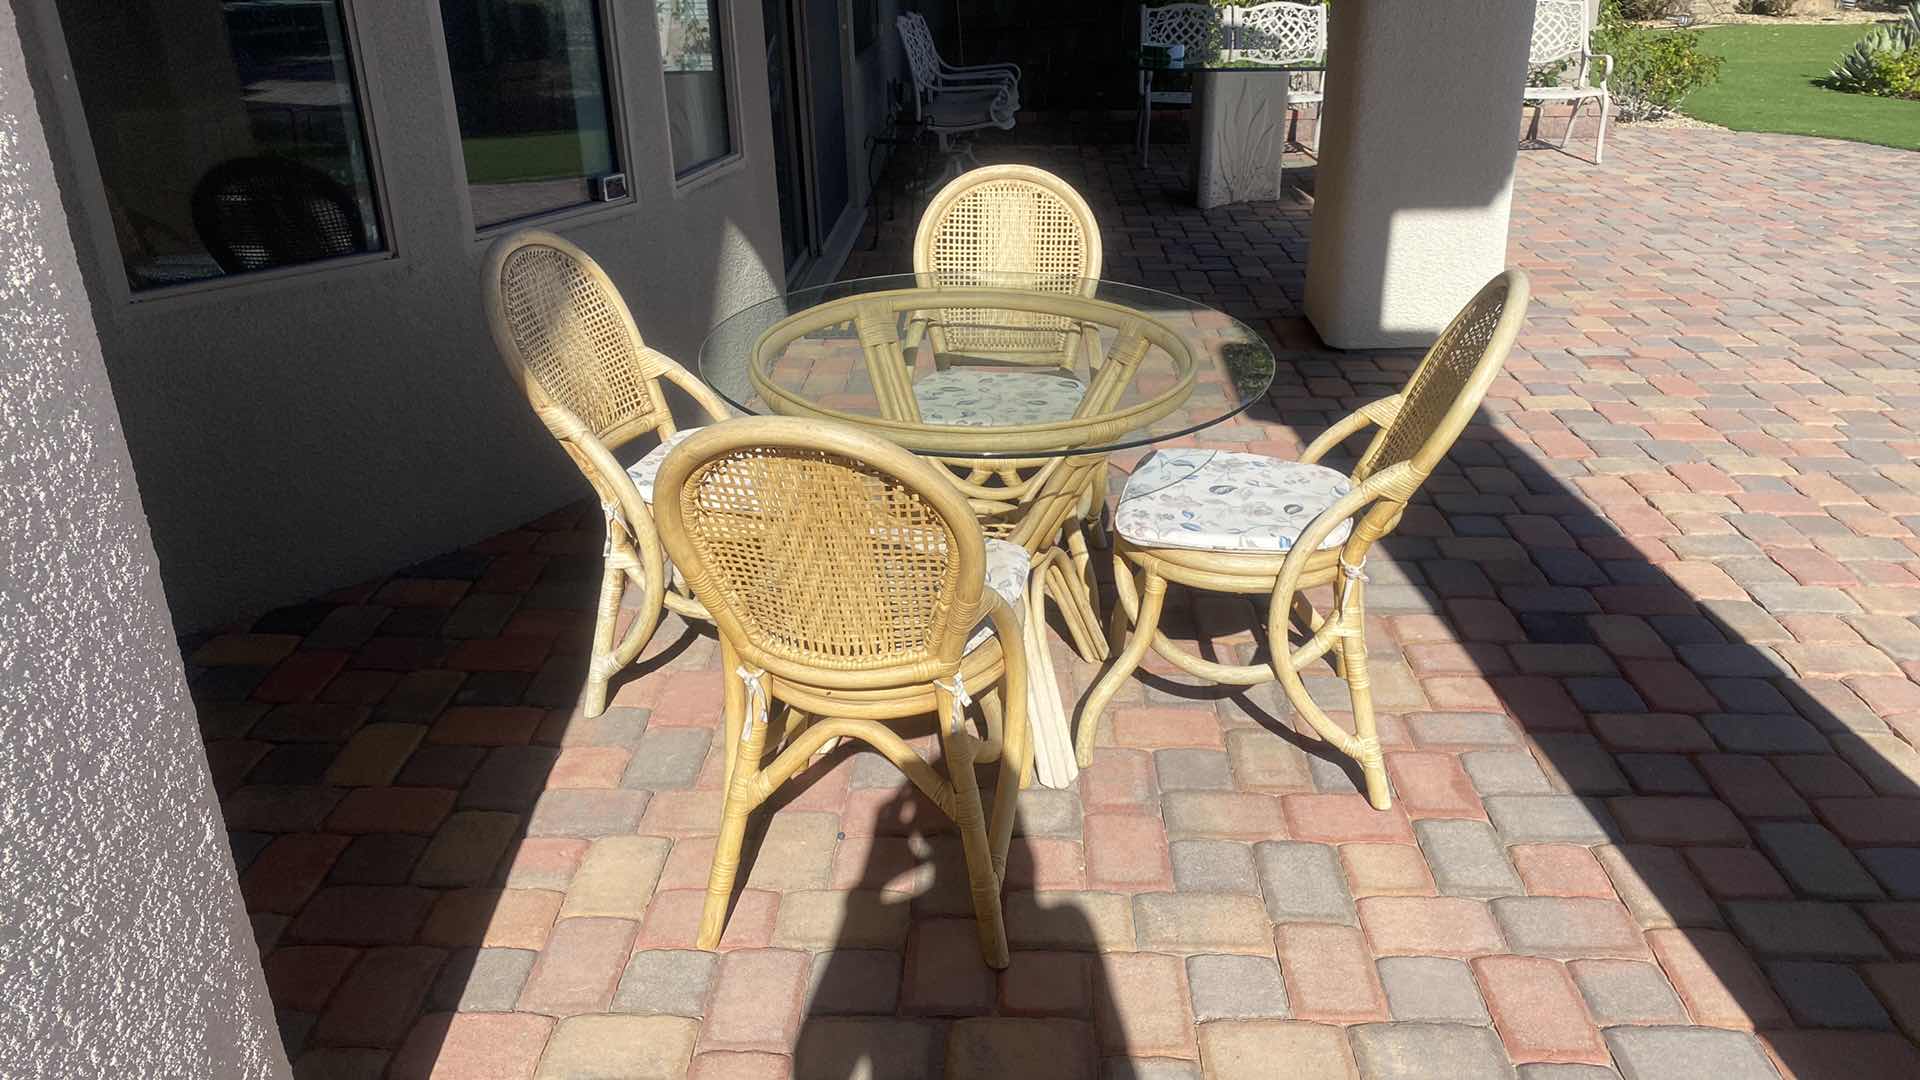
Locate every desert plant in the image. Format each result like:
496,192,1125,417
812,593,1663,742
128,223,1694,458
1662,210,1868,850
1617,0,1682,18
1594,0,1726,119
1823,2,1920,97
1739,0,1802,15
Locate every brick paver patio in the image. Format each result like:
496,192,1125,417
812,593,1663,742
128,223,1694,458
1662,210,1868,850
198,126,1920,1079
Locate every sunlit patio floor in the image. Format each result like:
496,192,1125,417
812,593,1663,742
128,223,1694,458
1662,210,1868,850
194,126,1920,1079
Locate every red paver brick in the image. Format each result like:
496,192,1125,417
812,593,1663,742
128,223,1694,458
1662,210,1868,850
701,948,812,1053
289,885,438,946
1645,928,1790,1030
262,945,361,1012
501,837,589,891
1760,1030,1920,1080
194,633,303,667
242,833,352,914
445,636,552,673
1002,951,1092,1017
1474,954,1607,1064
1079,748,1157,811
1621,659,1719,714
1421,677,1504,712
1492,676,1586,732
325,786,457,836
1111,707,1227,750
1383,752,1484,819
1095,951,1197,1058
1339,842,1437,897
1275,923,1389,1023
1510,844,1615,898
515,915,636,1016
1815,797,1920,847
314,945,445,1048
1358,896,1505,957
1683,846,1792,900
1005,837,1088,892
903,918,996,1015
418,887,561,950
545,745,631,789
645,669,726,726
636,888,780,951
1284,795,1413,844
1607,796,1748,846
1084,813,1174,890
253,650,352,704
390,1012,552,1080
687,1052,792,1080
428,706,544,746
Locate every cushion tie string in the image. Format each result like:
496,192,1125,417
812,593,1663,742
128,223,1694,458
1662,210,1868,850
933,670,971,735
736,665,769,743
600,498,625,557
1339,557,1368,583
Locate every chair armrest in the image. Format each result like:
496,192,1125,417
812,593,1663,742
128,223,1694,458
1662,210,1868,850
942,60,1020,81
655,354,738,422
1588,51,1613,89
905,314,933,351
1298,394,1401,465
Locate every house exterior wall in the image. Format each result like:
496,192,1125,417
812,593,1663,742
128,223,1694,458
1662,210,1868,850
12,0,786,631
0,3,287,1075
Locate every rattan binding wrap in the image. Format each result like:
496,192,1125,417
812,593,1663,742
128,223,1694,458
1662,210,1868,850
483,229,733,718
1079,270,1532,811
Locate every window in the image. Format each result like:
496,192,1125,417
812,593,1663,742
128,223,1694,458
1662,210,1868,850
54,0,384,292
439,0,621,227
657,0,732,176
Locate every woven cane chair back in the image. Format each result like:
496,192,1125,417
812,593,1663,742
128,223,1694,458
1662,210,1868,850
1352,270,1529,493
485,230,679,451
913,166,1103,360
192,156,369,273
655,419,989,677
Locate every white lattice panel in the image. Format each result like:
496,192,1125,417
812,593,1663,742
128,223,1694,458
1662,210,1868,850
1529,0,1587,65
1234,2,1324,64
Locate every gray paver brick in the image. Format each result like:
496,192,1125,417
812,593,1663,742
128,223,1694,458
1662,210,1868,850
619,727,712,790
1516,1067,1620,1080
1747,584,1861,615
1186,954,1290,1021
1461,751,1552,795
1601,1026,1779,1080
1171,839,1259,895
1413,819,1523,898
1102,1059,1202,1080
1014,788,1084,839
1766,960,1893,1030
1752,822,1883,900
429,947,534,1013
1491,897,1648,959
612,948,716,1016
1567,959,1687,1026
805,949,902,1016
1859,848,1920,899
1483,796,1616,844
1376,956,1489,1024
1154,748,1235,791
1347,1022,1514,1080
1595,845,1723,930
1724,901,1888,960
1616,754,1710,795
1254,841,1356,925
1406,713,1520,747
1701,714,1830,755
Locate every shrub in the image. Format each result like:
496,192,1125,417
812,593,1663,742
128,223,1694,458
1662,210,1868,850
1738,0,1803,15
1593,1,1726,119
1823,2,1920,98
1616,0,1680,19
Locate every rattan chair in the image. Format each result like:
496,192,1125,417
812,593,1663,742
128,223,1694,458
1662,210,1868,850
192,156,369,273
1078,271,1531,808
482,229,733,718
653,418,1031,967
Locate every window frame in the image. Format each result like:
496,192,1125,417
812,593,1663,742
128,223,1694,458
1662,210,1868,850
27,0,399,306
659,0,744,190
435,0,638,237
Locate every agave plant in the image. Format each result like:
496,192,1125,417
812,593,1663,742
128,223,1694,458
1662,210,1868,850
1825,2,1920,94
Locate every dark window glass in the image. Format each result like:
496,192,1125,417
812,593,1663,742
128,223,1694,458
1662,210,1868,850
658,0,732,176
54,0,384,292
439,0,621,227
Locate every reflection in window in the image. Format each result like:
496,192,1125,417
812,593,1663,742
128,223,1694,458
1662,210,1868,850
658,0,733,176
54,0,383,291
440,0,621,227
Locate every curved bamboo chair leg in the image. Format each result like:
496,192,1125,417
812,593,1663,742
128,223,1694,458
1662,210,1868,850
1076,561,1168,769
700,668,770,950
582,563,628,718
720,639,746,790
978,688,1006,765
939,682,1011,969
1335,589,1391,810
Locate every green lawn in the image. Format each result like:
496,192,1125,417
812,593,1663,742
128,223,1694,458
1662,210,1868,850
1680,24,1920,151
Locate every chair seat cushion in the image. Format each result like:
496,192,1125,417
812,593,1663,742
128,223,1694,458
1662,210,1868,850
967,538,1029,653
627,427,704,503
1114,448,1354,554
1522,85,1604,101
915,370,1086,426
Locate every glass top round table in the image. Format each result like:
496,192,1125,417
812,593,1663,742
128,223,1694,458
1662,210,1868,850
697,273,1276,460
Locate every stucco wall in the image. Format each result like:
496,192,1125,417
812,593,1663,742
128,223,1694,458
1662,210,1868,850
0,5,287,1076
13,0,785,631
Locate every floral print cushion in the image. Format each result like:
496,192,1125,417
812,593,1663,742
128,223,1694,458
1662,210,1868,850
967,539,1030,652
1114,449,1354,554
914,369,1086,427
626,427,704,503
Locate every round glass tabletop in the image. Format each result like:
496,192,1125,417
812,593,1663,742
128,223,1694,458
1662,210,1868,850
698,273,1276,460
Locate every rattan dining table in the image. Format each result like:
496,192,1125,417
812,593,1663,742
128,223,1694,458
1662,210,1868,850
697,272,1277,787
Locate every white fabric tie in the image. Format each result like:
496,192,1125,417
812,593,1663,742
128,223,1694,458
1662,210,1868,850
736,665,768,743
933,669,971,735
1339,557,1368,583
600,498,624,557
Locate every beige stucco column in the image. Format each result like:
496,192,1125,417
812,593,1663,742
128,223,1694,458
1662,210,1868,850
1304,1,1536,348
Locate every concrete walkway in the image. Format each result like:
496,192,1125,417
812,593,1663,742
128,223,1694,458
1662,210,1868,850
198,127,1920,1079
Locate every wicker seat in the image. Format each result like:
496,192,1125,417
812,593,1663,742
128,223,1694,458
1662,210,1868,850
1078,271,1531,809
653,418,1031,967
482,229,733,718
191,156,370,274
